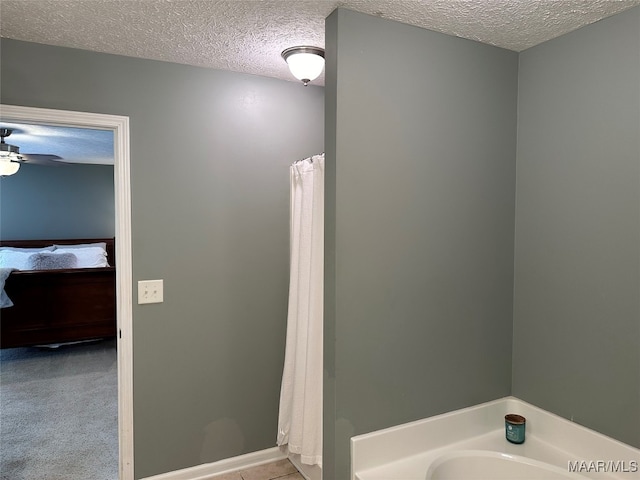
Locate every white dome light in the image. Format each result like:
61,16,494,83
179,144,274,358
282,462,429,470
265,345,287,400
0,158,20,176
0,128,22,176
282,46,325,86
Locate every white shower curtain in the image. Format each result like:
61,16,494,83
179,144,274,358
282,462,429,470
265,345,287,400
277,153,324,467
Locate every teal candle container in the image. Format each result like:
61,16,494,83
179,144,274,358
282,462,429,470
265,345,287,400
505,414,526,444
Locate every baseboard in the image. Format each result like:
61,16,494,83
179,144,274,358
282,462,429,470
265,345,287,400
141,447,286,480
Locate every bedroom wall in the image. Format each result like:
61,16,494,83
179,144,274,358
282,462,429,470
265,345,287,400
0,38,324,478
0,163,115,240
324,9,518,479
513,6,640,448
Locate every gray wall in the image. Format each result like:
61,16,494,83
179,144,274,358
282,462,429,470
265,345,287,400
0,163,115,240
4,5,637,479
513,7,640,447
324,9,518,479
0,39,324,478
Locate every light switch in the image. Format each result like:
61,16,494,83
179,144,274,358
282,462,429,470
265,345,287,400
138,279,163,304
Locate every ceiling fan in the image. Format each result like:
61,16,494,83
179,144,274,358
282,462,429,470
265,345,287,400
0,128,66,174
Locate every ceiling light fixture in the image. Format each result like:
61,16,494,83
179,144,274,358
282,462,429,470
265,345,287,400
0,128,22,176
281,46,325,86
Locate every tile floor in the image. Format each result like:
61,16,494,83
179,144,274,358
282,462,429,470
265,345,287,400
210,458,304,480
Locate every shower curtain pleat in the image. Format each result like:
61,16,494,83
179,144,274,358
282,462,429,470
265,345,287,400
277,153,324,467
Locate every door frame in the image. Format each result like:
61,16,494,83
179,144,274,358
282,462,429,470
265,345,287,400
0,104,134,480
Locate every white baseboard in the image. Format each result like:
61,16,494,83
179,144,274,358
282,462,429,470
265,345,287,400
141,447,286,480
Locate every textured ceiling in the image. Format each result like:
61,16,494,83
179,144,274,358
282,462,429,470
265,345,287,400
0,123,114,165
1,1,639,164
2,0,639,87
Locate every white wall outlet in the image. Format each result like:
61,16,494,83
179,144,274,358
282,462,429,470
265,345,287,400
138,279,163,304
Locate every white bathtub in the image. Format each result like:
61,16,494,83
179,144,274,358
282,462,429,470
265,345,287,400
351,397,640,480
425,450,589,480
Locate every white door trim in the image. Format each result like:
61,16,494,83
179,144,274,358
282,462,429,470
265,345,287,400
0,104,134,480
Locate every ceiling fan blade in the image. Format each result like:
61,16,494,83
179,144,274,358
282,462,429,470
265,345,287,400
18,153,68,166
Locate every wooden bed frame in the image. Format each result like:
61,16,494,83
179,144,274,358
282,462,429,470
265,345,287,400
0,238,116,349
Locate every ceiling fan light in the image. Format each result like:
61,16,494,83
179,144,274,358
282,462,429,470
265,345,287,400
282,46,325,86
0,128,25,172
0,158,20,176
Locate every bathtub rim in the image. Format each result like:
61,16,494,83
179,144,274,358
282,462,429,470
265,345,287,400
351,396,640,480
424,449,591,480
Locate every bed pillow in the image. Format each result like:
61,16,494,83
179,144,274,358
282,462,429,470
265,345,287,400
0,245,55,252
0,250,35,270
28,252,78,270
54,247,109,268
0,246,58,270
53,242,107,251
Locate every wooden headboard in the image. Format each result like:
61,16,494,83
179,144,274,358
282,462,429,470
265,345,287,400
0,237,116,265
0,237,117,348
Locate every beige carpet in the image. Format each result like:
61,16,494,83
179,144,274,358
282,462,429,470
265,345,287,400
0,339,118,480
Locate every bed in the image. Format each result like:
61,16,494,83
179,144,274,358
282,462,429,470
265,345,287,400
0,238,116,349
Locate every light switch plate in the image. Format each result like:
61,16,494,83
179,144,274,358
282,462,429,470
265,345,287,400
138,279,163,304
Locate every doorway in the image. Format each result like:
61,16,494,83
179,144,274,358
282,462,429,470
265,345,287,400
0,104,133,479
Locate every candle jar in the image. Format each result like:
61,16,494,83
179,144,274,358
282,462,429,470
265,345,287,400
505,414,526,444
